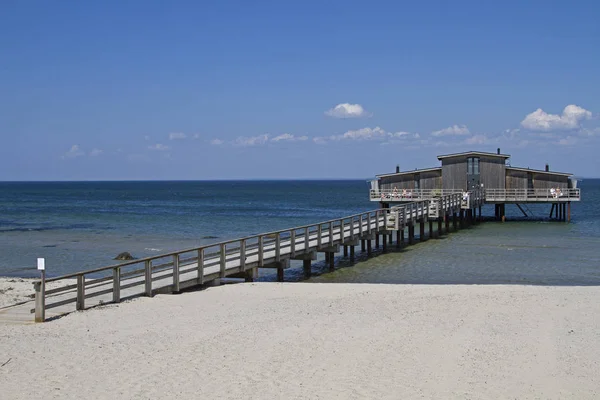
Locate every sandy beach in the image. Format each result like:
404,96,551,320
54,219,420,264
1,282,599,399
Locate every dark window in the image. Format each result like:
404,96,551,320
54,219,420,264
467,157,480,175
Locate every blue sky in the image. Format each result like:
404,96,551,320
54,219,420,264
1,0,599,180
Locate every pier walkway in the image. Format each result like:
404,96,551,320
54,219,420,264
2,191,484,323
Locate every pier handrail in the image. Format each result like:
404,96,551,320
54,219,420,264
485,188,581,202
370,188,463,200
42,208,387,283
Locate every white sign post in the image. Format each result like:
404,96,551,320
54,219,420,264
34,258,46,322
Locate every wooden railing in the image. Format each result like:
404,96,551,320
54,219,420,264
32,195,465,322
370,188,463,201
484,188,581,202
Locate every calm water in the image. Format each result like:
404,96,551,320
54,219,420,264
1,180,599,285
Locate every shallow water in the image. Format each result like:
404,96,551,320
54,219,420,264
1,179,599,286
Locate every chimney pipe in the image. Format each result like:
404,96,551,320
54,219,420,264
396,165,400,173
497,148,501,155
545,164,549,172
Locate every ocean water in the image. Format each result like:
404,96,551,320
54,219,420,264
1,180,599,285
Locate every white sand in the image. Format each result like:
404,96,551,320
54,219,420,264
0,277,38,308
0,277,78,309
1,283,599,399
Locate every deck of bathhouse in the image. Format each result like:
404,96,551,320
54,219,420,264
6,191,487,323
370,188,581,203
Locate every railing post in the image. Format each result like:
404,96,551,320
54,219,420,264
275,233,281,262
317,225,322,246
329,222,334,244
220,243,226,277
113,267,120,303
359,214,363,236
76,274,85,311
258,236,264,266
34,279,45,323
197,249,205,284
240,240,246,271
375,211,380,231
367,213,371,233
290,230,296,257
145,260,152,296
173,254,180,292
304,227,310,250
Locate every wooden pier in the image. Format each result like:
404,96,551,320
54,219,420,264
24,191,484,322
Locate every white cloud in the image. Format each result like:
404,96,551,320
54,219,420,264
521,104,592,131
464,134,489,145
431,124,470,137
148,144,170,151
557,136,578,146
233,134,269,147
271,133,309,142
316,127,420,144
89,148,103,156
334,126,387,140
325,103,370,118
210,139,224,145
169,132,187,140
63,144,85,158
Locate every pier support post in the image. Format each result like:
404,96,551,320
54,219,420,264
501,204,506,223
428,220,434,239
453,213,457,231
328,253,335,271
388,234,393,245
375,234,380,249
478,206,482,222
408,224,415,245
325,252,330,263
382,234,387,252
459,210,465,229
343,245,348,257
245,267,258,282
277,265,284,282
400,228,405,245
420,221,425,241
367,240,372,255
350,246,355,259
445,214,450,233
361,240,366,252
437,218,443,238
303,260,311,278
568,202,571,222
396,230,401,248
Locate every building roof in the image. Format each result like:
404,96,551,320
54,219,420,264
437,151,510,160
376,167,442,178
505,166,572,177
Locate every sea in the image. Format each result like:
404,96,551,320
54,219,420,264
1,180,599,285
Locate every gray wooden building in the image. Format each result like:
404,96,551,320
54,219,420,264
370,149,580,215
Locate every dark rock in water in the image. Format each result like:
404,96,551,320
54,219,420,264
114,252,135,260
43,244,58,248
202,236,219,239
